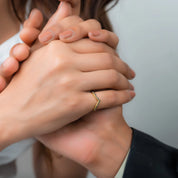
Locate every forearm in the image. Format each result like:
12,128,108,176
33,142,88,178
0,96,21,150
0,91,34,151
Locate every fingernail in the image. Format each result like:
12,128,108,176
39,30,55,43
129,84,135,90
2,57,12,68
129,90,136,99
29,9,37,19
131,69,136,78
60,29,74,40
89,31,101,37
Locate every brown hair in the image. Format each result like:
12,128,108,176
11,0,119,31
10,0,119,176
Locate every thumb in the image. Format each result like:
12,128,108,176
39,2,73,43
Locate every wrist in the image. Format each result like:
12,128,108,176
0,94,28,150
83,118,132,178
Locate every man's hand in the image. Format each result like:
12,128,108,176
38,107,132,178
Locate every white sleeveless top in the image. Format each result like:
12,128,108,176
0,32,35,165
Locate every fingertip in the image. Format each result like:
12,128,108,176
131,70,136,78
12,44,30,61
10,43,20,56
89,30,119,49
129,90,136,100
128,69,136,80
54,1,73,20
129,83,135,90
26,8,43,29
20,27,40,45
1,57,19,77
29,9,43,20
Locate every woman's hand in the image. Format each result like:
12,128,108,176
0,34,134,150
0,1,134,90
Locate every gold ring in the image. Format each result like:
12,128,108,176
91,91,101,111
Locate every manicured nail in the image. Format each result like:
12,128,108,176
89,31,101,37
39,30,55,43
60,29,74,40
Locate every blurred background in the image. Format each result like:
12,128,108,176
16,0,178,177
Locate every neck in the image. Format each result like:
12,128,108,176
0,0,20,44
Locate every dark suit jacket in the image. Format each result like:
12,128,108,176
123,129,178,178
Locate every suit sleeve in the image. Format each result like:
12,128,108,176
123,128,178,178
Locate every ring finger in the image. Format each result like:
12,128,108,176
80,70,134,91
86,89,136,111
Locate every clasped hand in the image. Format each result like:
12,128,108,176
0,1,135,177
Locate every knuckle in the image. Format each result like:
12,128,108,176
59,74,73,88
54,56,70,70
47,40,68,54
70,15,83,23
103,53,114,68
109,69,119,86
97,43,107,52
64,16,83,26
87,19,101,29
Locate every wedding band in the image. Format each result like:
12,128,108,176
91,91,101,111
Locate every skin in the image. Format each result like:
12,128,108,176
34,4,134,177
0,1,135,177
